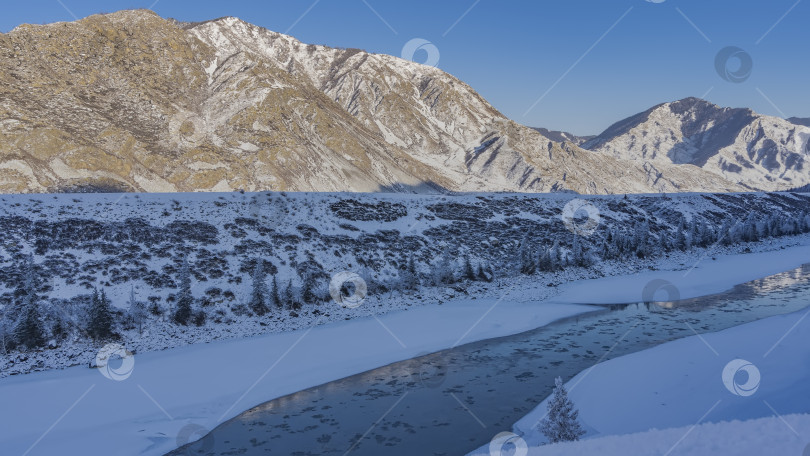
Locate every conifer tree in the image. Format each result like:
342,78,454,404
540,377,586,443
551,241,564,269
284,279,298,310
14,258,45,349
300,271,318,304
675,215,688,251
518,235,536,275
128,285,147,335
271,274,282,309
432,250,456,285
173,258,193,325
88,288,114,340
250,260,269,316
15,297,45,349
400,256,419,290
463,255,477,281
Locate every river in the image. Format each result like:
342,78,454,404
169,264,810,456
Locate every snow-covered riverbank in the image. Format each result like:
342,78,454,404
469,267,810,455
3,236,810,456
511,414,810,456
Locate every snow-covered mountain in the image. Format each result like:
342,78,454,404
789,117,810,127
0,10,744,194
583,98,810,191
531,127,594,145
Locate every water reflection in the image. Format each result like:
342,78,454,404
169,264,810,456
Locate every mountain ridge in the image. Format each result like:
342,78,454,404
0,10,770,194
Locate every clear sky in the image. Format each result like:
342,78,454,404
1,0,807,135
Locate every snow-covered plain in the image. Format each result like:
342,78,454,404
3,236,810,455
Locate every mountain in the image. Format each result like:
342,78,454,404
583,98,810,191
0,10,743,194
788,117,810,127
531,127,594,145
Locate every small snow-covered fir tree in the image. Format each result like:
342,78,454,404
463,255,477,281
538,246,553,272
10,255,45,349
675,215,688,251
14,260,46,350
11,255,37,317
88,289,114,340
569,235,593,268
15,298,45,349
128,285,147,335
271,274,282,309
284,279,299,310
431,249,456,285
518,234,536,275
250,260,269,316
540,377,585,443
174,258,193,325
300,271,319,304
399,255,420,290
741,213,759,242
718,218,736,246
551,241,564,269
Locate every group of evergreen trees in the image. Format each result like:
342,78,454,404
248,260,300,316
517,235,589,276
523,211,810,271
429,251,494,286
0,255,121,350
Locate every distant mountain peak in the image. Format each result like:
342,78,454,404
582,99,810,191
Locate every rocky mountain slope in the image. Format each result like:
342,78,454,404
583,98,810,191
0,10,745,194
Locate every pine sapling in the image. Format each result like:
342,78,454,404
540,377,586,443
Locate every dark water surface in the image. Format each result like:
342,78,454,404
169,264,810,456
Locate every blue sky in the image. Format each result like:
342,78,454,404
1,0,807,135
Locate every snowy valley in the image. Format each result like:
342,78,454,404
1,190,810,455
1,3,810,456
